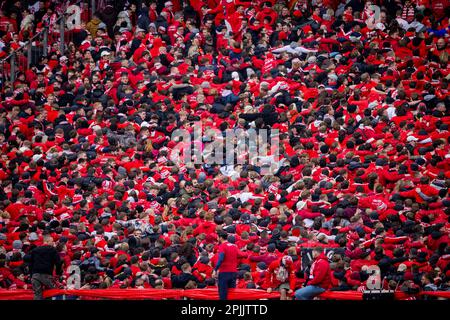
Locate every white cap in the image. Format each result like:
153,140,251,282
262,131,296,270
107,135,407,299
135,27,145,34
407,136,418,142
375,23,385,31
307,56,316,64
29,232,39,241
91,125,102,131
368,101,378,109
101,50,111,57
279,82,288,90
60,213,70,220
328,74,338,81
32,154,43,162
201,81,210,89
397,263,407,272
165,1,173,7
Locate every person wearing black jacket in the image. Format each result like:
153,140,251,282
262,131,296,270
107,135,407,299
171,262,202,289
27,235,62,300
239,104,280,126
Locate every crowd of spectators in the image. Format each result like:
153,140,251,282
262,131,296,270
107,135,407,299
0,0,449,298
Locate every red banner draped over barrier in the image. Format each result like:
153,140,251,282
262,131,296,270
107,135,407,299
182,289,280,300
318,291,415,300
40,288,280,300
0,289,34,300
318,291,364,300
42,288,184,300
0,288,448,300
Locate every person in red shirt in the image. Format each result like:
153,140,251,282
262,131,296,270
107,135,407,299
294,247,331,300
213,231,239,300
265,255,297,300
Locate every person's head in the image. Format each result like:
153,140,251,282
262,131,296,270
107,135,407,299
185,280,197,289
436,38,446,50
421,273,433,285
436,102,446,113
165,1,174,10
281,255,293,267
312,247,324,258
43,235,54,246
218,231,228,243
181,262,191,273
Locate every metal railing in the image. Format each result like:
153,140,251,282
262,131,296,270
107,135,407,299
1,24,51,84
0,0,95,93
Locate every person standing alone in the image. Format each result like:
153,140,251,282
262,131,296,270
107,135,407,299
28,235,62,300
213,231,239,300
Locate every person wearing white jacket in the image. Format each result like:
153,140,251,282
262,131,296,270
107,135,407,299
272,42,318,56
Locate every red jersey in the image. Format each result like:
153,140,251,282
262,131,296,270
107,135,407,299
217,241,239,272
